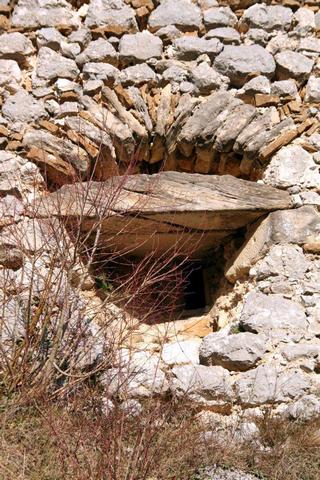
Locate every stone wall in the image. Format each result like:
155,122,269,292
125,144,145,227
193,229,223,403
0,0,320,432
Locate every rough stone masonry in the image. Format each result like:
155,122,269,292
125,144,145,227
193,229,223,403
0,0,320,444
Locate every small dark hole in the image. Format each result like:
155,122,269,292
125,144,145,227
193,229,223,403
184,265,206,311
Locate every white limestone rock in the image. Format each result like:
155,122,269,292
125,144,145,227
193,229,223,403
0,32,34,64
148,0,202,32
119,31,163,65
191,62,228,94
2,90,48,124
298,37,320,56
235,365,311,406
241,4,293,32
205,27,240,45
12,0,81,30
293,7,315,36
118,63,157,87
203,7,238,29
172,36,223,61
0,59,22,93
161,339,200,365
36,27,65,50
284,395,320,421
275,50,314,83
281,344,320,363
102,350,169,397
242,75,271,94
76,38,118,66
254,244,309,281
82,62,120,84
271,79,298,98
305,75,320,103
36,47,79,80
85,0,138,34
239,292,308,335
263,145,320,189
199,331,267,371
171,364,233,402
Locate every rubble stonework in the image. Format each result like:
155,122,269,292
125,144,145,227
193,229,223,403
0,0,320,432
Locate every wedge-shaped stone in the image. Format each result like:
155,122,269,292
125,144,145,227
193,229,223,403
177,91,239,153
23,129,90,177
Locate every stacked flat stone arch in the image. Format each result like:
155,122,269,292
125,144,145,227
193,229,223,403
0,0,318,185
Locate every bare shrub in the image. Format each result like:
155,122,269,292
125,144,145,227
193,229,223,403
0,151,196,402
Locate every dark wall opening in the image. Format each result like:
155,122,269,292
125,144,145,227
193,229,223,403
183,264,207,312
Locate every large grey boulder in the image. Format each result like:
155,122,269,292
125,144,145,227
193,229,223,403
241,4,293,32
171,364,232,401
36,47,79,80
214,45,276,87
235,365,311,406
275,50,314,82
85,0,138,34
263,145,320,189
119,32,163,65
199,332,267,371
2,90,48,124
239,292,308,335
76,38,118,66
0,32,34,64
172,37,223,61
148,0,202,32
0,60,22,93
203,7,238,29
11,0,81,30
